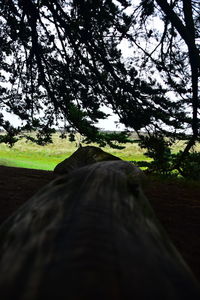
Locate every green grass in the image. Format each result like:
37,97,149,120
1,133,199,171
0,133,150,171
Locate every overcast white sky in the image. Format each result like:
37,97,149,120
3,107,126,131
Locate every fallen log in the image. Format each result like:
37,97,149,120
0,146,199,300
53,145,121,175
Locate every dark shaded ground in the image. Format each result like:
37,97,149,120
0,165,200,283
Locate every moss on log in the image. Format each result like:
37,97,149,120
0,147,200,299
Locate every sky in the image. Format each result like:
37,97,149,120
2,107,126,131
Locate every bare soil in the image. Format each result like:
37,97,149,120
0,165,200,283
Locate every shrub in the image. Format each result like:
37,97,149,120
175,151,200,180
139,135,173,175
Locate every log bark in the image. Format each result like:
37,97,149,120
0,147,200,299
53,145,121,175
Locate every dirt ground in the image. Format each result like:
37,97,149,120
0,165,200,283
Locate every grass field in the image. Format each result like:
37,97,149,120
0,133,199,171
0,133,150,171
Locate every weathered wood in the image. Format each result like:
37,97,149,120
0,147,200,299
54,145,121,175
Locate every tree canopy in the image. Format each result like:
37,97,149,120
0,0,199,173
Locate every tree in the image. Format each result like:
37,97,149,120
120,0,200,171
0,0,199,174
125,0,200,170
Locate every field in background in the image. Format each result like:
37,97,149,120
0,133,149,171
0,133,199,171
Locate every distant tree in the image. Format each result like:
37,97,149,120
0,0,199,173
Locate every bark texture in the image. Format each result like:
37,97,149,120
0,147,200,299
53,145,121,175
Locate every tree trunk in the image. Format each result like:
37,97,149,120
0,147,199,299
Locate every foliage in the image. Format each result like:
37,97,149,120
138,134,173,175
0,120,20,147
125,0,200,162
175,151,200,180
138,135,200,179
